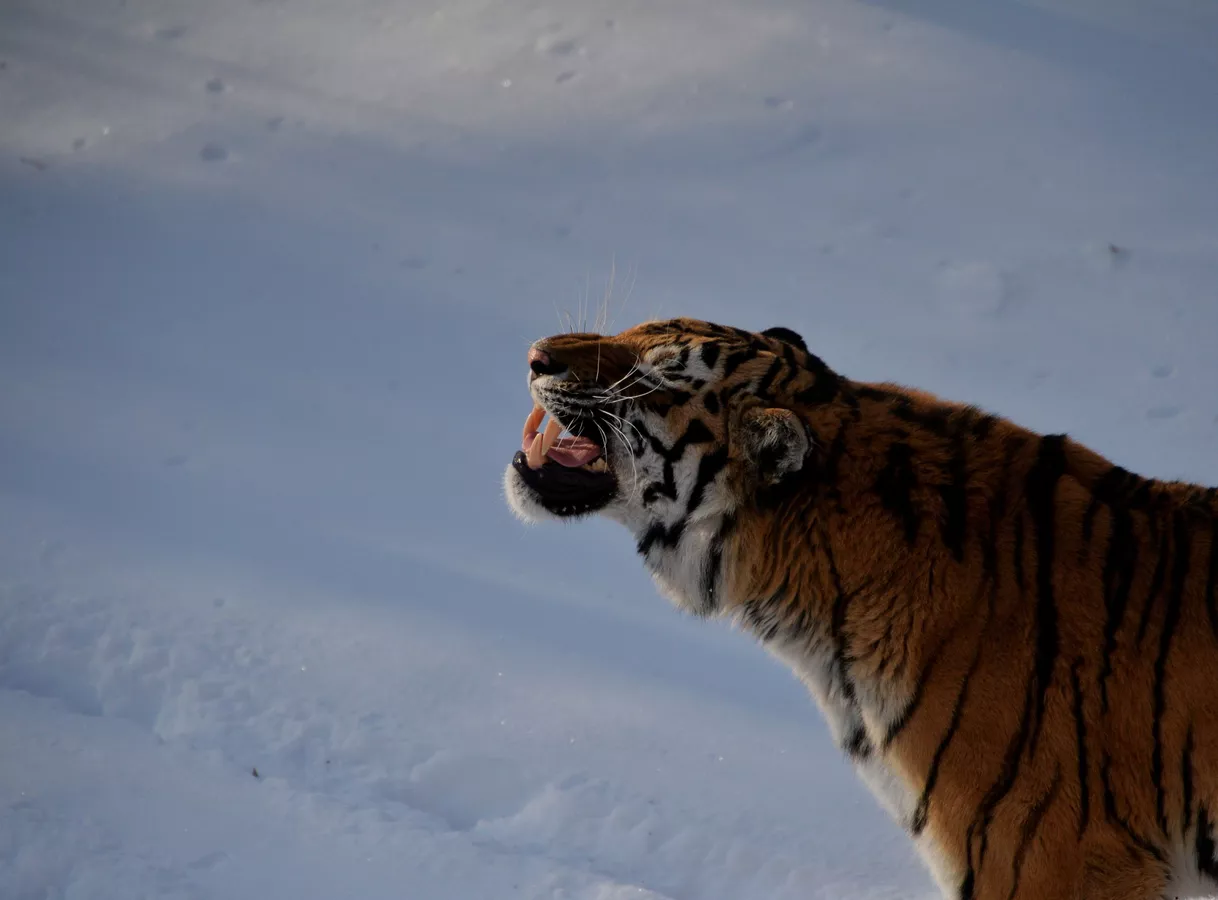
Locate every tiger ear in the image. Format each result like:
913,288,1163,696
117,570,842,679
737,407,812,485
761,327,807,352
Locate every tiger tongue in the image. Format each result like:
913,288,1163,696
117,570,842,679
520,406,601,468
519,431,602,467
545,437,601,467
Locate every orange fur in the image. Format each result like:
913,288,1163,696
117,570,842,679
509,318,1218,899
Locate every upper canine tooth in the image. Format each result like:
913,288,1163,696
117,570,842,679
523,406,544,442
541,417,561,454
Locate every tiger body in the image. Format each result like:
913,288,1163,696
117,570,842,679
503,317,1218,899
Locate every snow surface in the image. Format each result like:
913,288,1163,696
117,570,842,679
2,0,1218,897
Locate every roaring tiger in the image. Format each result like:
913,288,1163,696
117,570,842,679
503,317,1218,899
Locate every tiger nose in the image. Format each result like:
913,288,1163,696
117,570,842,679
529,347,566,378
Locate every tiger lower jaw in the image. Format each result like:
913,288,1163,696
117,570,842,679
503,454,618,522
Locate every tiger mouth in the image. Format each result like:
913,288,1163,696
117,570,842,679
512,405,617,516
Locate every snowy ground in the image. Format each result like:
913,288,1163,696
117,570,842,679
2,0,1218,897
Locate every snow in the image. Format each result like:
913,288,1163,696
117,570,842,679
2,0,1217,897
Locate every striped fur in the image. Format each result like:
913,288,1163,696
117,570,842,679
503,317,1218,899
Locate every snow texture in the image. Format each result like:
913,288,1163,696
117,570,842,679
2,0,1217,897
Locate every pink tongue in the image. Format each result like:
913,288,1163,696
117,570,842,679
521,432,602,467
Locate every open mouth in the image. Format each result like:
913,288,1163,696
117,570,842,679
512,405,616,516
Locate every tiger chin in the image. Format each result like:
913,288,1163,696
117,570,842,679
503,317,1218,900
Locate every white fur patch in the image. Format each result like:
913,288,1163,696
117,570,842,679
766,636,918,827
1165,849,1218,898
502,465,558,524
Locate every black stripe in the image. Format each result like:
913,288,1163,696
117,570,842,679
875,442,920,545
822,413,857,514
1080,497,1103,561
1013,511,1026,593
856,385,891,403
699,341,721,371
844,726,871,760
633,419,716,507
700,513,736,615
1198,804,1218,878
983,437,1023,582
883,616,961,750
960,679,1038,898
1183,723,1195,837
703,390,720,415
890,399,951,437
681,418,715,445
792,372,840,406
1092,465,1134,505
1080,467,1129,561
894,574,921,682
1026,434,1066,755
1099,506,1138,713
741,573,790,642
1006,767,1063,900
685,446,729,517
636,521,677,556
777,344,802,391
641,482,666,506
940,435,968,561
790,347,840,404
1207,526,1218,637
1070,659,1090,838
756,356,784,398
719,381,749,403
1136,521,1171,646
910,596,992,836
972,413,998,440
823,529,858,713
721,349,752,378
1153,512,1192,834
1101,753,1166,863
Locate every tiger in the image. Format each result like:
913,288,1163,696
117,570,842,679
502,317,1218,899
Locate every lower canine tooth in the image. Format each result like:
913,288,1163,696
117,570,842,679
527,433,545,469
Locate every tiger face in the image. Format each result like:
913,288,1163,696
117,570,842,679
504,317,834,616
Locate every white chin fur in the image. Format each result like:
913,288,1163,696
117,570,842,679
502,464,562,524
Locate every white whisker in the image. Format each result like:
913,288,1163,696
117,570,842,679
596,257,614,334
602,358,646,394
604,373,667,403
600,407,645,452
615,262,638,330
597,414,640,496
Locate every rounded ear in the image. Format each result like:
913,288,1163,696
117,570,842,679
761,327,807,352
737,407,811,485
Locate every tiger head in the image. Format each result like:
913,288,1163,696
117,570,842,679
504,317,846,617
